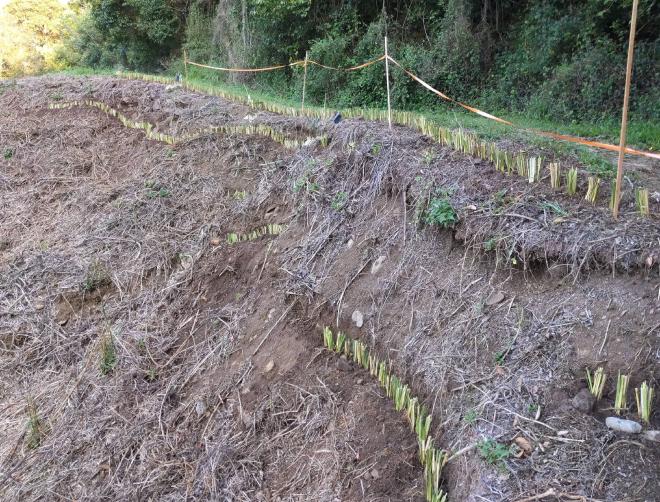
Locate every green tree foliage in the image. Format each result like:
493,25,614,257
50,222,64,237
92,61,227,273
66,0,184,69
182,0,658,122
5,0,659,125
0,0,78,77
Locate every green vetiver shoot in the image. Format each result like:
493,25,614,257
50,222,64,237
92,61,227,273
566,168,578,195
323,326,334,349
226,224,285,244
614,372,629,415
636,188,649,216
585,176,600,204
335,331,346,353
548,162,561,188
527,157,542,183
586,367,606,400
635,381,654,424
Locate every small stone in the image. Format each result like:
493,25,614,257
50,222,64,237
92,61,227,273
641,430,660,442
195,399,207,417
242,413,253,428
485,291,505,306
264,360,275,373
346,239,354,249
557,430,569,436
34,302,45,311
370,255,386,274
571,388,595,413
210,238,221,246
351,310,364,328
605,417,642,434
370,469,380,480
356,378,363,385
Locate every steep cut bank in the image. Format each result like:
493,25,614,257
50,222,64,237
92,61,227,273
0,75,658,501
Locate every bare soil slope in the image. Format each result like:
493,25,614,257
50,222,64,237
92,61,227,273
0,75,658,501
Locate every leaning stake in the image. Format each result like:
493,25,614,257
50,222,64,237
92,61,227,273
613,0,639,219
384,36,392,129
301,51,309,113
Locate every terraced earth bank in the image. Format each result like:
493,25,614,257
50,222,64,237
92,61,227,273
0,75,658,501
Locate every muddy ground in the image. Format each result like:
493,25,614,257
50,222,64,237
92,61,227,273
0,75,658,501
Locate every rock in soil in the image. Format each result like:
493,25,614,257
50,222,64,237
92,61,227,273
641,430,660,442
571,388,595,413
351,309,364,328
485,291,505,306
370,255,386,274
605,417,642,434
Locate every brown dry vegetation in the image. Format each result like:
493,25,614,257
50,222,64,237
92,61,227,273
0,75,659,501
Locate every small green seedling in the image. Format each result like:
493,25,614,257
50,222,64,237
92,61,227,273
26,399,44,449
331,191,348,211
99,331,117,375
464,409,478,424
3,148,13,160
477,439,511,467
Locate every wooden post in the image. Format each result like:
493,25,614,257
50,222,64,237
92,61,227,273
301,51,309,113
183,49,189,81
384,36,392,129
613,0,639,219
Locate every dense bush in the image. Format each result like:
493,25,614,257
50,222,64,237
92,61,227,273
7,0,657,125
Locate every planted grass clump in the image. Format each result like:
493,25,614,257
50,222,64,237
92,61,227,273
226,223,285,244
586,367,606,400
118,72,654,215
49,100,320,149
635,381,655,424
614,373,630,415
322,327,448,502
636,188,649,216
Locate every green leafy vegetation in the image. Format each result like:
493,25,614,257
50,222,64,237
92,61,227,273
423,194,458,228
477,439,511,467
82,260,111,293
331,191,348,211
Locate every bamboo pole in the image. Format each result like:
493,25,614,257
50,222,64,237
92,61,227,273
384,36,392,129
613,0,639,219
183,49,189,81
301,51,309,112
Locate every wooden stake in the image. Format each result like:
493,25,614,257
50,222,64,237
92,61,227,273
613,0,639,219
183,49,189,81
301,51,309,112
384,36,392,129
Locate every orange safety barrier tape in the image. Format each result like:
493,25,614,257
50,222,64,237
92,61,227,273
387,55,660,160
187,60,304,72
306,55,386,71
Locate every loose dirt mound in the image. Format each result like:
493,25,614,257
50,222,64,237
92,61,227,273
0,75,658,501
